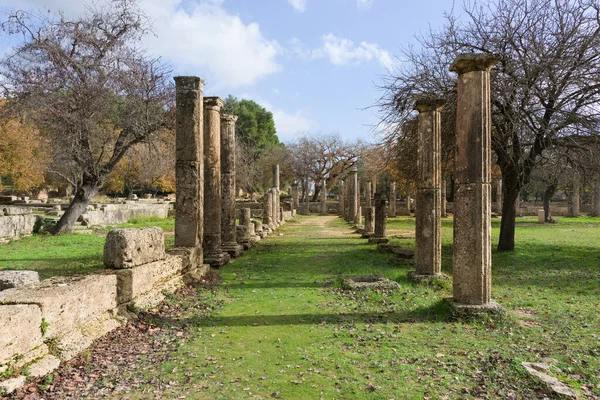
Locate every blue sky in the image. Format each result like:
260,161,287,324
0,0,463,144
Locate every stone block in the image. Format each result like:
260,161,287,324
0,215,39,240
0,271,40,291
0,375,26,394
537,209,545,223
0,305,43,365
26,354,61,378
115,254,185,307
104,227,165,269
2,206,31,215
0,275,118,339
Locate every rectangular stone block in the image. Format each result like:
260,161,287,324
2,206,31,215
0,215,39,240
0,274,118,339
0,305,43,365
104,227,166,269
453,183,491,305
115,254,185,306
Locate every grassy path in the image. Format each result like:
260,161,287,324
119,214,599,399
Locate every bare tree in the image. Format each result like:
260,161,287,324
0,0,174,234
378,0,600,251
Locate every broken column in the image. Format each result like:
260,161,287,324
174,76,204,266
409,98,447,282
291,183,299,213
263,191,274,233
237,208,253,250
388,182,396,217
320,179,327,214
202,96,230,268
449,53,504,316
362,206,375,238
349,167,359,225
369,194,388,244
273,165,281,225
220,114,243,258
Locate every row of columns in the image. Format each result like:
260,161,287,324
174,76,291,270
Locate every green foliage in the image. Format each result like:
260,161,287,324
40,318,50,336
223,95,280,154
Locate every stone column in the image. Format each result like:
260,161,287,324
236,208,252,249
339,180,345,217
389,182,396,217
569,181,580,217
263,190,274,231
202,97,230,268
365,181,372,208
344,178,351,221
320,179,327,214
449,53,504,315
273,165,280,224
220,114,243,258
406,182,412,214
369,194,388,244
291,183,299,212
362,206,375,238
350,167,360,225
441,179,447,218
372,177,377,198
495,179,503,214
174,76,204,266
410,98,446,282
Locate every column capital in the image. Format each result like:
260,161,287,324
449,53,499,75
204,96,224,110
349,166,358,174
221,113,238,123
414,98,446,113
174,76,204,90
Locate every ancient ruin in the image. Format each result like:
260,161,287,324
221,114,244,258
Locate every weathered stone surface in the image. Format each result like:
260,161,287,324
0,270,40,291
115,254,185,307
538,209,545,223
521,362,581,399
104,227,165,269
446,298,507,320
0,274,118,339
0,215,39,240
388,182,396,217
0,305,43,365
80,204,169,227
363,206,374,236
291,183,299,212
2,206,31,215
221,114,242,259
174,76,204,162
369,195,388,244
175,161,202,248
0,375,26,394
342,275,400,290
350,168,359,225
26,354,61,378
415,188,442,276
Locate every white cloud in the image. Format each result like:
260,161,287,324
356,0,374,10
287,0,307,13
312,33,395,70
141,0,282,88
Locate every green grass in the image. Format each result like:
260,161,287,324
121,214,600,399
0,217,175,279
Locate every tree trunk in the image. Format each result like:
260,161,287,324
312,186,321,202
497,171,520,252
543,183,556,223
52,180,100,235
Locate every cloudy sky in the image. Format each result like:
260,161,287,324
0,0,461,143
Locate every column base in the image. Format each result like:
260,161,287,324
204,251,231,268
250,234,261,243
445,298,507,321
368,236,389,244
354,225,365,233
237,240,252,250
222,242,244,258
183,263,211,285
361,232,374,239
407,271,449,283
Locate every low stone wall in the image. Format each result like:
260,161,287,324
0,227,205,394
0,215,40,243
80,203,170,227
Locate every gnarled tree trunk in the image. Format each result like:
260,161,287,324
543,183,556,223
498,169,520,252
52,178,100,235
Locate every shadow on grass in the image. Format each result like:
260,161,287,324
148,299,452,328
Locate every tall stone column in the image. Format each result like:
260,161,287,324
362,206,375,238
202,97,230,268
389,182,396,217
320,179,327,214
272,165,280,224
441,179,447,218
350,167,360,225
410,98,446,281
369,194,388,244
495,179,503,214
220,114,243,258
569,181,580,217
365,181,372,208
263,190,274,231
339,180,345,217
174,76,204,266
291,183,299,212
450,53,504,316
